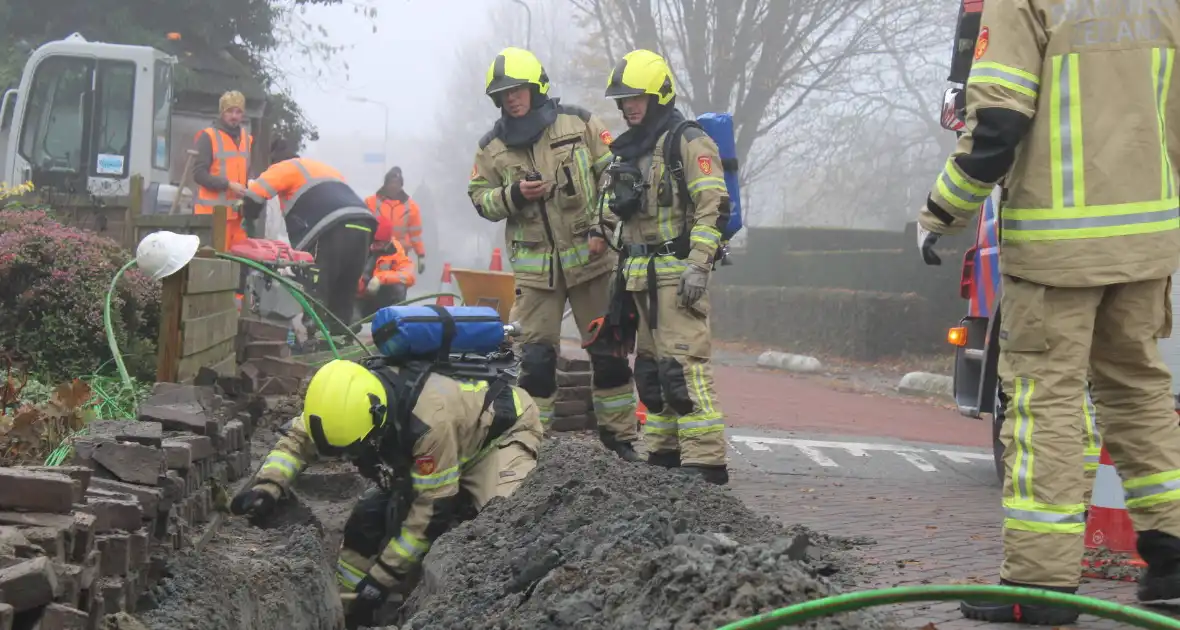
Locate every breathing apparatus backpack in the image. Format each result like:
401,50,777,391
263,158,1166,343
351,304,523,502
663,113,745,259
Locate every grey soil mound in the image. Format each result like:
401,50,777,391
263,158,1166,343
137,496,343,630
401,437,899,630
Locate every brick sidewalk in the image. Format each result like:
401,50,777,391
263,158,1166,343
730,467,1142,629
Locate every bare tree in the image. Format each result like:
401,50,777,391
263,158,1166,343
565,0,921,186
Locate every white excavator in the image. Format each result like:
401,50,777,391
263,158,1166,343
1,33,186,210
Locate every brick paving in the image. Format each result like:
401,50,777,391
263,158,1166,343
730,467,1144,628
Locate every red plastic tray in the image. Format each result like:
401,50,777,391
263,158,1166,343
229,238,315,264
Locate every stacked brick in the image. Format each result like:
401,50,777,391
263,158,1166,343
236,316,311,396
552,353,596,432
0,381,264,630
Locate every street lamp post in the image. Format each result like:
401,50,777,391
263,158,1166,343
510,0,532,49
348,95,390,172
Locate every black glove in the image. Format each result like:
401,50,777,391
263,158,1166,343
229,485,277,523
344,574,393,629
917,225,942,266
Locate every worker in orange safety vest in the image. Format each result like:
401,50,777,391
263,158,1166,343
192,90,253,249
241,139,377,333
365,166,426,274
356,214,416,320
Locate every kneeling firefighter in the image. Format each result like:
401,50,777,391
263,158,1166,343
468,46,640,461
357,215,416,320
594,50,730,484
231,350,542,628
242,139,377,334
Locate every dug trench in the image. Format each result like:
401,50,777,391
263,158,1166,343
125,390,901,630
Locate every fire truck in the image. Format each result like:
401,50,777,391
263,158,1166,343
941,0,1180,483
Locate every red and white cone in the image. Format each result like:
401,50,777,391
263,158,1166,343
437,263,455,307
1082,447,1144,580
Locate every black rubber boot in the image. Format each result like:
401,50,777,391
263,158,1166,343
647,450,681,468
1137,530,1180,602
959,580,1079,625
598,430,643,463
680,464,729,485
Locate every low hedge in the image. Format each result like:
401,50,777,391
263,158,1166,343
0,207,160,381
711,285,958,360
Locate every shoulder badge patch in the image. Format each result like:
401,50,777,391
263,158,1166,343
974,27,989,60
415,455,436,476
697,156,713,175
600,129,613,145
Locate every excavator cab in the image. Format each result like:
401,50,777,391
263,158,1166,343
2,34,176,198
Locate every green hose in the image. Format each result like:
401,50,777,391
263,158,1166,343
715,585,1180,629
105,260,139,389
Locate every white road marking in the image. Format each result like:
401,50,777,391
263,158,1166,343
729,435,991,473
932,449,995,464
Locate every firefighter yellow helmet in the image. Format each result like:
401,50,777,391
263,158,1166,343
485,47,550,98
303,360,388,454
605,49,676,105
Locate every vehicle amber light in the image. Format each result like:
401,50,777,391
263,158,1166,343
947,327,967,347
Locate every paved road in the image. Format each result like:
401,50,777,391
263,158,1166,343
712,361,1142,629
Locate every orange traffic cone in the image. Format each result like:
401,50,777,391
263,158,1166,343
489,248,503,271
1082,447,1144,581
437,263,455,307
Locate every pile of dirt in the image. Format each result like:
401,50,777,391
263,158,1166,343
400,437,899,629
136,496,342,630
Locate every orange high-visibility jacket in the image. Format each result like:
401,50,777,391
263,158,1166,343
194,127,253,218
246,158,348,215
365,194,425,257
360,238,416,293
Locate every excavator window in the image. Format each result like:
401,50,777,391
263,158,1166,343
17,55,94,180
90,60,135,178
152,61,173,171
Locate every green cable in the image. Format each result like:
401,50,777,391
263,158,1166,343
715,585,1180,630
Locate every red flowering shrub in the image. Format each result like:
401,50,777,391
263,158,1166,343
0,208,160,381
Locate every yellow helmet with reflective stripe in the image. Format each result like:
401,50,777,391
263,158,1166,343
605,49,676,105
303,359,387,454
485,47,550,97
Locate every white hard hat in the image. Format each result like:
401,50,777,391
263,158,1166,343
135,231,201,280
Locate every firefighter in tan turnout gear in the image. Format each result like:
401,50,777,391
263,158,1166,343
599,50,729,485
229,359,542,629
468,47,641,461
917,0,1180,624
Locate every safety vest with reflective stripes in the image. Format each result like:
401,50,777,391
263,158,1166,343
368,238,416,288
926,0,1180,286
195,127,252,215
245,158,347,216
365,195,425,257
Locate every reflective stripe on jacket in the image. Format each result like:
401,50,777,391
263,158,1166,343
365,195,426,257
195,127,252,217
245,157,347,215
922,0,1180,286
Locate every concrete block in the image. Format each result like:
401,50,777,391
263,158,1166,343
225,420,244,451
898,371,954,399
52,562,83,609
243,340,290,361
556,355,590,372
78,549,100,591
96,534,130,577
127,531,148,570
90,441,164,487
77,499,141,533
0,513,73,530
0,470,78,514
135,403,209,435
550,414,596,432
146,383,220,411
70,514,95,564
82,588,103,630
34,603,88,630
556,370,592,387
18,527,68,562
98,577,125,614
87,480,160,517
164,436,214,461
19,468,90,502
553,399,589,418
0,526,39,559
555,386,591,403
87,421,163,449
243,356,308,380
0,557,59,611
257,376,301,396
756,350,823,373
239,316,289,342
160,441,192,471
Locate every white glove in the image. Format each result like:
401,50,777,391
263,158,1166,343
277,266,296,278
916,224,942,266
366,277,381,295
